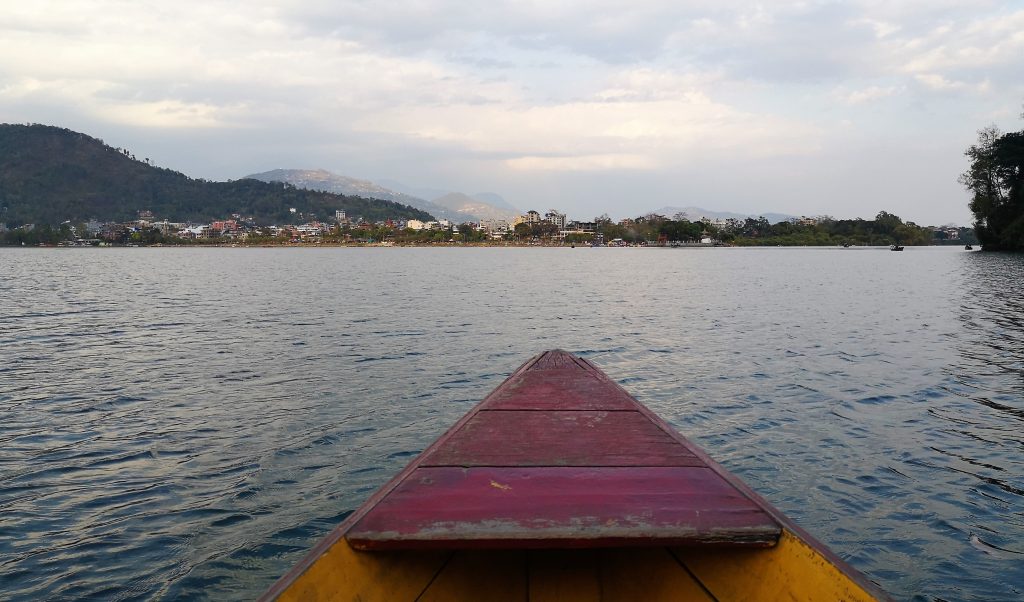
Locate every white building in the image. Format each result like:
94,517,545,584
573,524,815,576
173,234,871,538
296,223,324,236
480,219,510,233
545,210,567,230
406,219,426,231
179,225,211,239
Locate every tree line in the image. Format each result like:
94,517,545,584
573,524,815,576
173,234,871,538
569,212,958,246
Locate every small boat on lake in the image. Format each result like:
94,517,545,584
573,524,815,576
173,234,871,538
965,244,973,250
261,350,887,601
890,245,904,251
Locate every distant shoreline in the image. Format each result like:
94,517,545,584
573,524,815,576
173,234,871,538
3,242,967,250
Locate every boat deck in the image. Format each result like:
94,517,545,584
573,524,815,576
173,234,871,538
345,350,781,549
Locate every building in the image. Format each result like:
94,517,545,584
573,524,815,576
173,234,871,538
296,222,324,237
567,221,597,233
179,225,211,239
480,219,510,234
406,219,426,231
524,210,541,224
545,210,567,230
335,210,347,222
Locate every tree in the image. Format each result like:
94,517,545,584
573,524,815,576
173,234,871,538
962,125,1024,250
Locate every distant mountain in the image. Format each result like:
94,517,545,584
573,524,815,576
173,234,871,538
253,171,521,223
246,169,461,222
469,192,519,213
0,124,432,225
650,206,796,224
432,192,519,221
376,179,450,204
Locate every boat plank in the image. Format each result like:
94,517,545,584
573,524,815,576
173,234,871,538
486,372,639,411
423,410,703,467
530,351,591,371
418,550,526,602
347,466,779,549
272,539,449,602
528,549,602,602
675,530,881,602
599,548,715,601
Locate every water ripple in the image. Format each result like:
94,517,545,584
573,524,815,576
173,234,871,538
0,247,1022,600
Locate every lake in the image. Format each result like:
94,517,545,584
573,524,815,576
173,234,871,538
1,246,1022,600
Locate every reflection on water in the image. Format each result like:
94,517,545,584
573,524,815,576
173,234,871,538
0,247,1022,601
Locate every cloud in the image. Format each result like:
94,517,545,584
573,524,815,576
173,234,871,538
506,154,657,171
3,0,1019,226
895,9,1024,75
912,73,992,97
834,85,902,105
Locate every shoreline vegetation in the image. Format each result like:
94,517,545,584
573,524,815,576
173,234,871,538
0,123,990,250
2,210,976,248
962,125,1024,251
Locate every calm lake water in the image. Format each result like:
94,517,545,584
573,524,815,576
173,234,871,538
1,246,1022,601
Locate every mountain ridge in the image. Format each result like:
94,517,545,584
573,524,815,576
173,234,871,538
0,124,432,225
246,169,519,223
244,169,465,222
649,206,797,224
431,192,519,221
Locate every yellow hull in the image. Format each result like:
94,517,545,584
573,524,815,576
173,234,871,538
269,529,879,601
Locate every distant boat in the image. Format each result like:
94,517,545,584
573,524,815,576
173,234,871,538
842,242,851,248
965,244,973,250
890,245,904,251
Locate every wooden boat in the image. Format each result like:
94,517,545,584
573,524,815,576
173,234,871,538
261,350,888,601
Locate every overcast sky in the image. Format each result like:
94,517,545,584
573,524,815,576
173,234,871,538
3,1,1023,225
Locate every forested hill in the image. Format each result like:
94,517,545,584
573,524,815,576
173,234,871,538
0,124,433,226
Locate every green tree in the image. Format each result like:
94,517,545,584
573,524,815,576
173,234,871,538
962,125,1024,250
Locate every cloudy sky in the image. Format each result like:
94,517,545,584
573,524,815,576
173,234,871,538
3,1,1023,225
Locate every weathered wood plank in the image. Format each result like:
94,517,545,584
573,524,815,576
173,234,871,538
527,549,602,602
418,550,526,602
675,530,881,602
273,537,449,602
486,372,638,411
530,350,591,371
347,466,780,549
600,548,715,601
423,410,703,467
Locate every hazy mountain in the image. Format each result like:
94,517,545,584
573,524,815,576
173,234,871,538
432,192,519,221
245,169,460,222
469,192,519,213
0,124,432,225
376,179,450,204
246,170,518,224
377,180,520,220
650,206,796,224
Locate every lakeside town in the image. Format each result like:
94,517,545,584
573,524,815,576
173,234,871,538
1,205,976,248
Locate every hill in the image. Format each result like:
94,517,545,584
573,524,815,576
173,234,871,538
432,192,519,221
245,168,464,222
246,169,519,223
650,206,796,224
468,192,519,213
0,125,433,226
